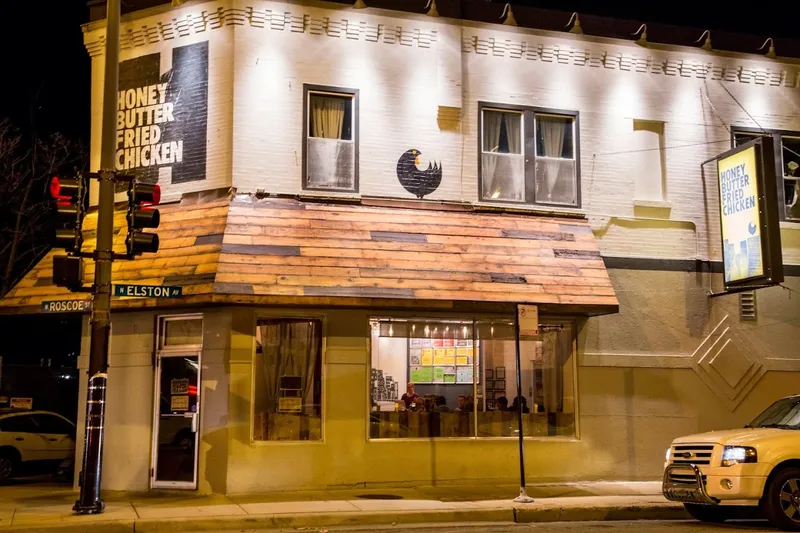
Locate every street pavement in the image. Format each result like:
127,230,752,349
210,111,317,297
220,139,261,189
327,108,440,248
206,521,778,532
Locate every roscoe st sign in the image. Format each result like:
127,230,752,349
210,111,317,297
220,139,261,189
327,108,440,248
41,300,93,313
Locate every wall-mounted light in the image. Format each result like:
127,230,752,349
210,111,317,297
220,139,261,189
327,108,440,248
695,29,712,51
501,3,517,26
353,0,367,8
633,24,647,47
567,12,583,34
759,37,776,59
425,0,439,17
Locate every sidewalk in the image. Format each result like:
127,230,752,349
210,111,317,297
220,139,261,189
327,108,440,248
0,481,688,532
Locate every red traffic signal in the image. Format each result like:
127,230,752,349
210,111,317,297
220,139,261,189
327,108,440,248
50,174,89,253
126,180,161,256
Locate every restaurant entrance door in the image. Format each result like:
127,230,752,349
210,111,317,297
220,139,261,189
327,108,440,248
150,352,201,489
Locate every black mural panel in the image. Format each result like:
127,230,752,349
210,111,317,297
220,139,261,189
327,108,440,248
396,149,442,199
116,41,209,189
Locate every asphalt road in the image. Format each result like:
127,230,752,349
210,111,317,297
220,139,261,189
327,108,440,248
207,520,781,532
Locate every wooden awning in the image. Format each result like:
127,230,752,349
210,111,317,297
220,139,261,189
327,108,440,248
0,196,618,315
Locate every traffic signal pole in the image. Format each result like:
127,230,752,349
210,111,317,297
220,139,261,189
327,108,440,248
74,0,119,515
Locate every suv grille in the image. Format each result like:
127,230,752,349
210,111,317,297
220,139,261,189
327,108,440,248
670,444,714,466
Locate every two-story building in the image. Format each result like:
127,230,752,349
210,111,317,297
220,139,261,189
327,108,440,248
2,0,799,494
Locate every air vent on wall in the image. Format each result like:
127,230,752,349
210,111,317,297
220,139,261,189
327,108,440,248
739,291,757,321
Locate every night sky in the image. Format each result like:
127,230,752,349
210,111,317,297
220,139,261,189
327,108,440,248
0,0,797,144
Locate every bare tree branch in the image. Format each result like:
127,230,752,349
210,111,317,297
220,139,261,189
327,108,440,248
0,118,87,296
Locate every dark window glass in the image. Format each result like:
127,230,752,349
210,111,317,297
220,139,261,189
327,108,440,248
0,414,38,433
31,414,74,435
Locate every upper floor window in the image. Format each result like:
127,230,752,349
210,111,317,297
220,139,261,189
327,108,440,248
480,104,579,207
303,85,358,192
733,128,800,222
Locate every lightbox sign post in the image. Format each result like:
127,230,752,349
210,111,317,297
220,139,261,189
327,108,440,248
716,136,783,291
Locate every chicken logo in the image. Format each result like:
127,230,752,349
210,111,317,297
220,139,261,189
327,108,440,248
396,149,442,199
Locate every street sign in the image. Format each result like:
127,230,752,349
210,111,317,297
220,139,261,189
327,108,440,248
10,397,33,410
41,300,92,313
517,304,539,336
114,284,182,298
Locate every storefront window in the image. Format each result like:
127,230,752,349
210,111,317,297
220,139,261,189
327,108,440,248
369,318,576,439
253,319,322,441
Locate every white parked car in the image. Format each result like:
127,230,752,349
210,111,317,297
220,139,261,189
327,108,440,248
663,394,800,531
0,409,76,480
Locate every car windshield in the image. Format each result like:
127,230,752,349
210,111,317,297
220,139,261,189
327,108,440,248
747,397,800,430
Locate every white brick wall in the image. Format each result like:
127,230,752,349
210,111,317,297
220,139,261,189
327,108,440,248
83,0,800,263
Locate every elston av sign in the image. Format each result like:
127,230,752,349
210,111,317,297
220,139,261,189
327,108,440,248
716,136,783,290
113,284,183,298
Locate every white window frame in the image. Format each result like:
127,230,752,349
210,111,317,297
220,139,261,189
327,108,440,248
478,102,581,208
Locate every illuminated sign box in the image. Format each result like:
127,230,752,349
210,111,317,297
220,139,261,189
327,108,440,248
716,137,783,290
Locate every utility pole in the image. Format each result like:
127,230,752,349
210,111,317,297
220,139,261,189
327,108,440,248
74,0,119,515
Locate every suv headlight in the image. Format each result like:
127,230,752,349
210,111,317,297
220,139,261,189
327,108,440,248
721,446,757,467
665,448,671,462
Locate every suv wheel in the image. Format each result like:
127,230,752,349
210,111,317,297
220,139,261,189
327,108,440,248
683,503,729,523
763,467,800,532
0,450,19,481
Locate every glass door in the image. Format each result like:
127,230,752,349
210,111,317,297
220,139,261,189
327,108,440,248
151,353,200,489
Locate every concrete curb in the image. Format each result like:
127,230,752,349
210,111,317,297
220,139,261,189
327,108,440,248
5,504,689,532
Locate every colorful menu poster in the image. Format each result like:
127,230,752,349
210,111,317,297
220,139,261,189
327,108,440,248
432,339,444,348
433,348,447,365
433,367,445,382
456,367,473,383
444,374,456,384
410,349,422,365
443,339,455,347
421,349,433,366
410,366,433,383
410,338,424,347
456,356,468,366
456,347,473,356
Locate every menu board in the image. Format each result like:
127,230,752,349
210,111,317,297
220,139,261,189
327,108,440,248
410,366,433,383
408,336,478,385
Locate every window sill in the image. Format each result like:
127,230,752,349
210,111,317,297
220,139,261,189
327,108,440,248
367,436,580,443
474,201,585,219
780,220,800,230
633,199,672,210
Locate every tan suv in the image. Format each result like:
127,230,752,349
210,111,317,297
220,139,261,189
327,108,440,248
663,394,800,531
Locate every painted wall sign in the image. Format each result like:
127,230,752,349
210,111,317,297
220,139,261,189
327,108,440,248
117,41,209,187
396,149,442,199
41,300,92,313
114,284,183,298
715,137,783,290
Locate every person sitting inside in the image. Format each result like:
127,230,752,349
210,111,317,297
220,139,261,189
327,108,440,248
455,394,474,412
400,382,421,410
495,396,509,411
455,394,467,412
510,396,530,413
433,395,450,412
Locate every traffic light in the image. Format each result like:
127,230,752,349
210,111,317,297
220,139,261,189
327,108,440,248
126,180,160,256
50,174,89,253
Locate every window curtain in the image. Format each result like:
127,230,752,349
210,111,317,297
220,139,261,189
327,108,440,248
257,320,321,414
539,117,567,198
482,111,503,195
311,96,345,140
310,96,346,187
